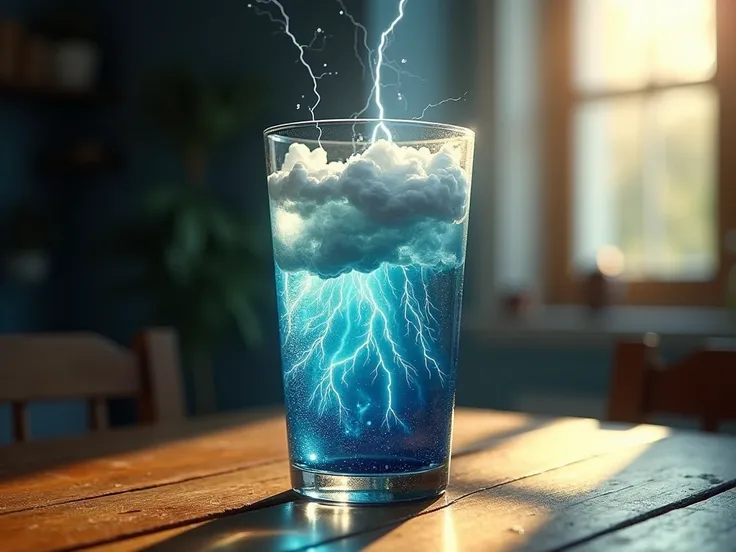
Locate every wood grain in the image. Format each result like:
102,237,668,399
0,409,536,514
312,435,736,552
3,416,673,552
0,411,288,514
574,489,736,552
5,410,736,552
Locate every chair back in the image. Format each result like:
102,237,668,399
608,334,736,432
0,328,184,442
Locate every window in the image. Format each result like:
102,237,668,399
542,0,736,305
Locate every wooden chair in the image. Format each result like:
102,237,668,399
0,328,185,442
608,334,736,432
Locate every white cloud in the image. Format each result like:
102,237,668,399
269,139,471,278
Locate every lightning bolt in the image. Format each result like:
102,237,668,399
251,0,466,147
371,0,409,143
250,0,323,141
278,264,448,431
413,92,468,121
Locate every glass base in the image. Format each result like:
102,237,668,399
290,463,449,504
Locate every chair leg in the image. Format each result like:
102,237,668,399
12,401,29,443
607,342,650,423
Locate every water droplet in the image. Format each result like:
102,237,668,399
401,58,407,64
335,71,339,75
296,104,301,110
317,27,322,33
366,420,372,426
339,10,344,15
323,63,328,67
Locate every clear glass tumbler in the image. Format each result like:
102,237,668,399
264,119,475,503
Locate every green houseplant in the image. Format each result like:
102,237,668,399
111,70,266,414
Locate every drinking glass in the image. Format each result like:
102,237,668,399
264,119,475,503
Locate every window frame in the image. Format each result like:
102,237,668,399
541,0,736,306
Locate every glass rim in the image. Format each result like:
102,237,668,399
263,118,475,139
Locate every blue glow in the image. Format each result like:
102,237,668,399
276,262,466,474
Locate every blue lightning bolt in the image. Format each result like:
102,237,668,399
250,0,323,140
371,0,409,143
413,92,469,121
278,264,447,431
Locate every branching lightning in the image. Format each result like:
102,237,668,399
250,0,467,140
250,0,322,139
413,92,469,121
279,265,447,430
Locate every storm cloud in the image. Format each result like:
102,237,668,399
268,140,471,278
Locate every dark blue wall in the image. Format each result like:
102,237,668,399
0,0,368,438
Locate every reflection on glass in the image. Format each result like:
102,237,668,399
574,0,716,91
573,87,718,280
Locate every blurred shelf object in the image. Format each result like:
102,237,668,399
41,141,123,176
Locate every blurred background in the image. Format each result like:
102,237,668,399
0,0,734,441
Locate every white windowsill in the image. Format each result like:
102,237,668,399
463,306,736,348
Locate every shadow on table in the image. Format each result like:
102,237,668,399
0,407,283,482
145,490,442,552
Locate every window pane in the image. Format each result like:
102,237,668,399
574,0,652,91
573,86,718,281
653,87,718,280
574,0,717,91
651,0,717,83
573,97,645,274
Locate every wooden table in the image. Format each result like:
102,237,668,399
1,408,735,552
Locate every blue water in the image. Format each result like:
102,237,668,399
275,263,465,475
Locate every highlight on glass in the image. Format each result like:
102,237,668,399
264,119,475,503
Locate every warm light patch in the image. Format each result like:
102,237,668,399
596,245,625,277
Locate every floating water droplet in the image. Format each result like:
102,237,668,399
401,58,407,64
317,27,322,33
323,63,328,67
339,10,344,15
296,104,301,110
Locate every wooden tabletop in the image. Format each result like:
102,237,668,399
1,408,735,552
